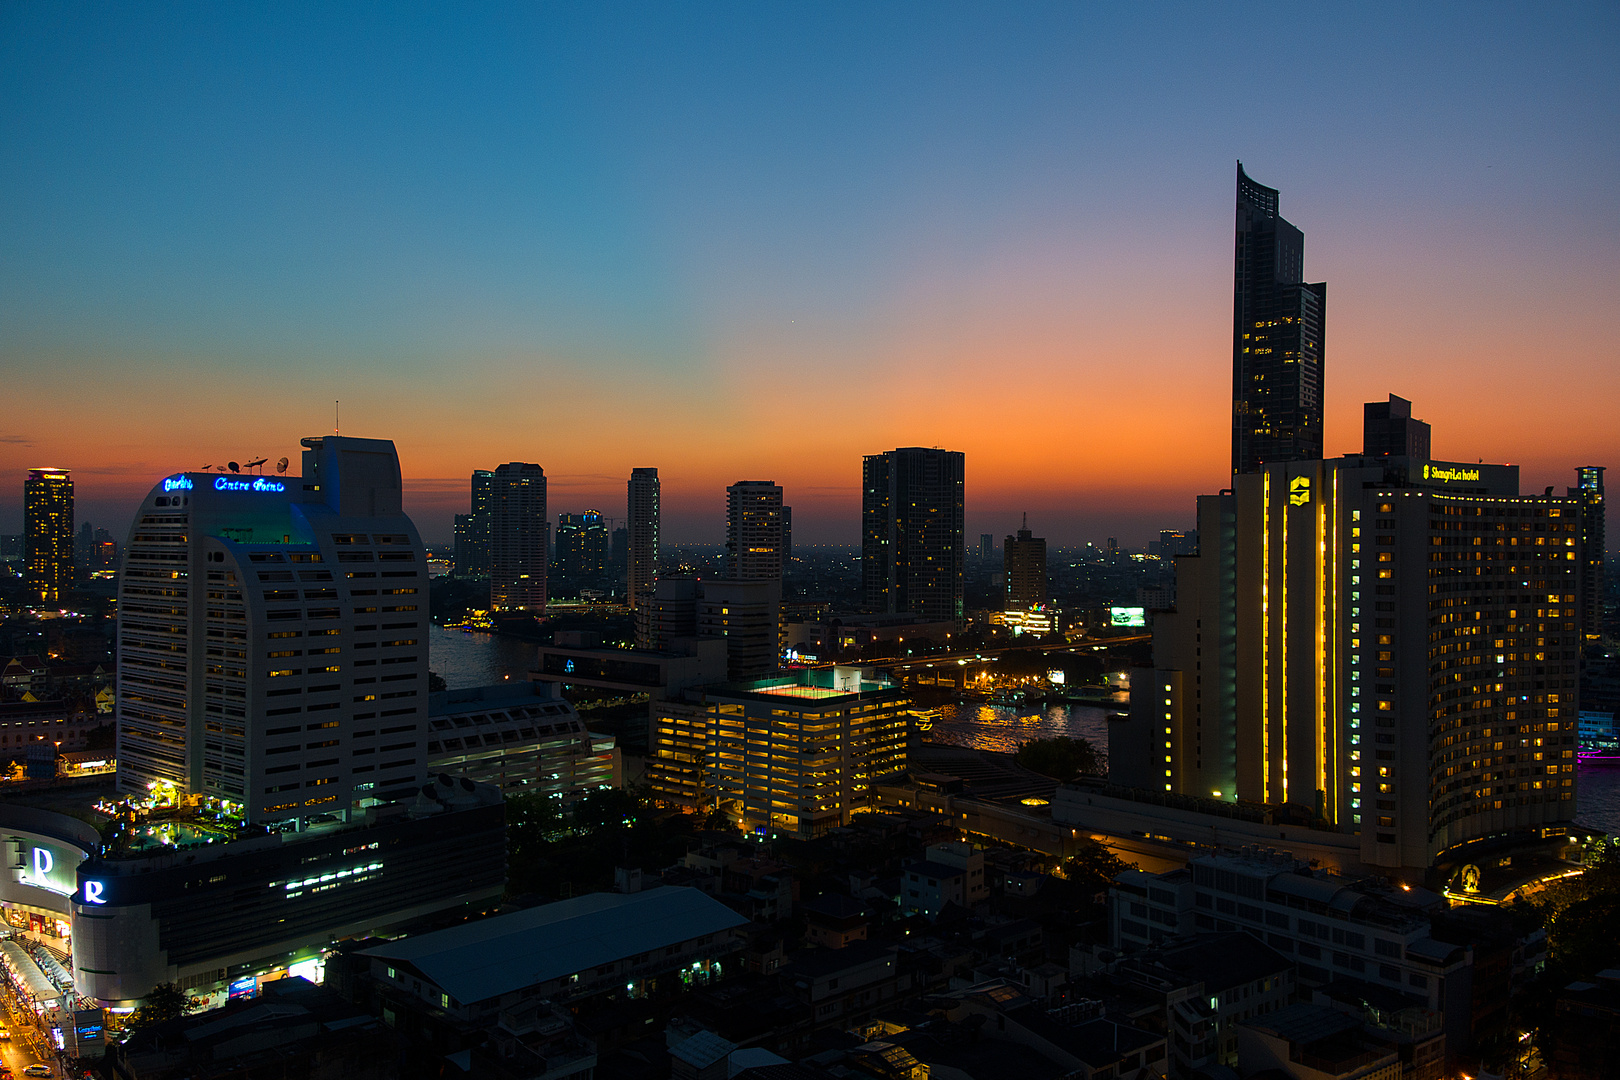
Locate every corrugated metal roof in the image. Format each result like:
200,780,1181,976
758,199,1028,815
361,887,748,1005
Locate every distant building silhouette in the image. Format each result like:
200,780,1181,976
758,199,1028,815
453,469,493,578
1004,515,1047,610
1362,394,1431,459
627,468,660,612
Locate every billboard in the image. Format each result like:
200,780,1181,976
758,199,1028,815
1109,606,1147,628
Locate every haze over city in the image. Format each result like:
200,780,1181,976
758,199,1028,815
4,4,1616,545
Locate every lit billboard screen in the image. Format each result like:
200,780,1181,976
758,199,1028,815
1109,606,1146,628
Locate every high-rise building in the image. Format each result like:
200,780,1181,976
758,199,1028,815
556,511,609,583
452,469,494,579
1004,515,1047,609
648,668,910,837
489,462,547,612
862,448,965,626
726,481,784,580
1111,431,1583,873
75,521,95,572
1363,394,1431,460
782,504,793,571
116,436,430,825
555,513,583,577
24,468,73,602
1232,163,1326,475
610,525,628,590
1570,466,1606,644
627,468,660,611
978,534,994,561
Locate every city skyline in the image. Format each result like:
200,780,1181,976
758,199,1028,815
3,6,1616,548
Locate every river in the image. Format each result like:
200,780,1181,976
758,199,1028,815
428,627,1620,835
429,624,543,687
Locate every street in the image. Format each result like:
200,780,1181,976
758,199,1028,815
0,995,58,1079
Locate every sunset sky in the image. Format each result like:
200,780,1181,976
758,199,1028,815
3,4,1616,547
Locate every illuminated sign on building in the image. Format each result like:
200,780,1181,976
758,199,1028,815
81,881,106,905
1422,464,1482,484
162,476,194,493
214,477,286,493
1109,607,1147,628
1289,476,1312,506
17,842,85,897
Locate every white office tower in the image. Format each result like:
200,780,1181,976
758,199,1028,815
117,437,429,826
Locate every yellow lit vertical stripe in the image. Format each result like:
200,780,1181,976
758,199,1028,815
1262,472,1270,803
1279,471,1288,806
1316,467,1328,812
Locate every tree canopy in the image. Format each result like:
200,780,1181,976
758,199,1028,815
1015,736,1102,781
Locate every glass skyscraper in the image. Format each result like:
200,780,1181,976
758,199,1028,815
1232,163,1326,475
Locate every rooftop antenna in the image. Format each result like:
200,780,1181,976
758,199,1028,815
335,400,340,436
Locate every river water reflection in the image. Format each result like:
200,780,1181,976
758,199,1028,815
427,627,1620,835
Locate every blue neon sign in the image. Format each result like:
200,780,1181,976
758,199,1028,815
163,476,194,493
214,477,286,493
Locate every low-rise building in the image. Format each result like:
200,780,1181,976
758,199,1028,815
1107,849,1483,1059
355,886,749,1030
1111,931,1296,1075
1236,1002,1401,1080
107,975,398,1080
427,682,619,799
901,841,987,918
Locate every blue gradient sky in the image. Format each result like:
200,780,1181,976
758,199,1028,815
3,3,1616,545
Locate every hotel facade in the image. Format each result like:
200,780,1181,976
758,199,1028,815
1111,451,1585,875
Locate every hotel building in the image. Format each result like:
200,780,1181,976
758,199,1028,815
648,668,911,837
1111,421,1584,874
116,437,429,826
24,468,74,603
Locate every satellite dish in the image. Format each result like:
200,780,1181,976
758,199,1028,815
275,457,289,475
228,462,240,473
216,465,227,472
244,457,268,473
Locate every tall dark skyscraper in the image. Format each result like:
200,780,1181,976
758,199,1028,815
24,467,73,602
862,447,965,626
1570,466,1606,644
453,469,493,578
1232,163,1326,475
489,462,547,613
627,468,660,611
